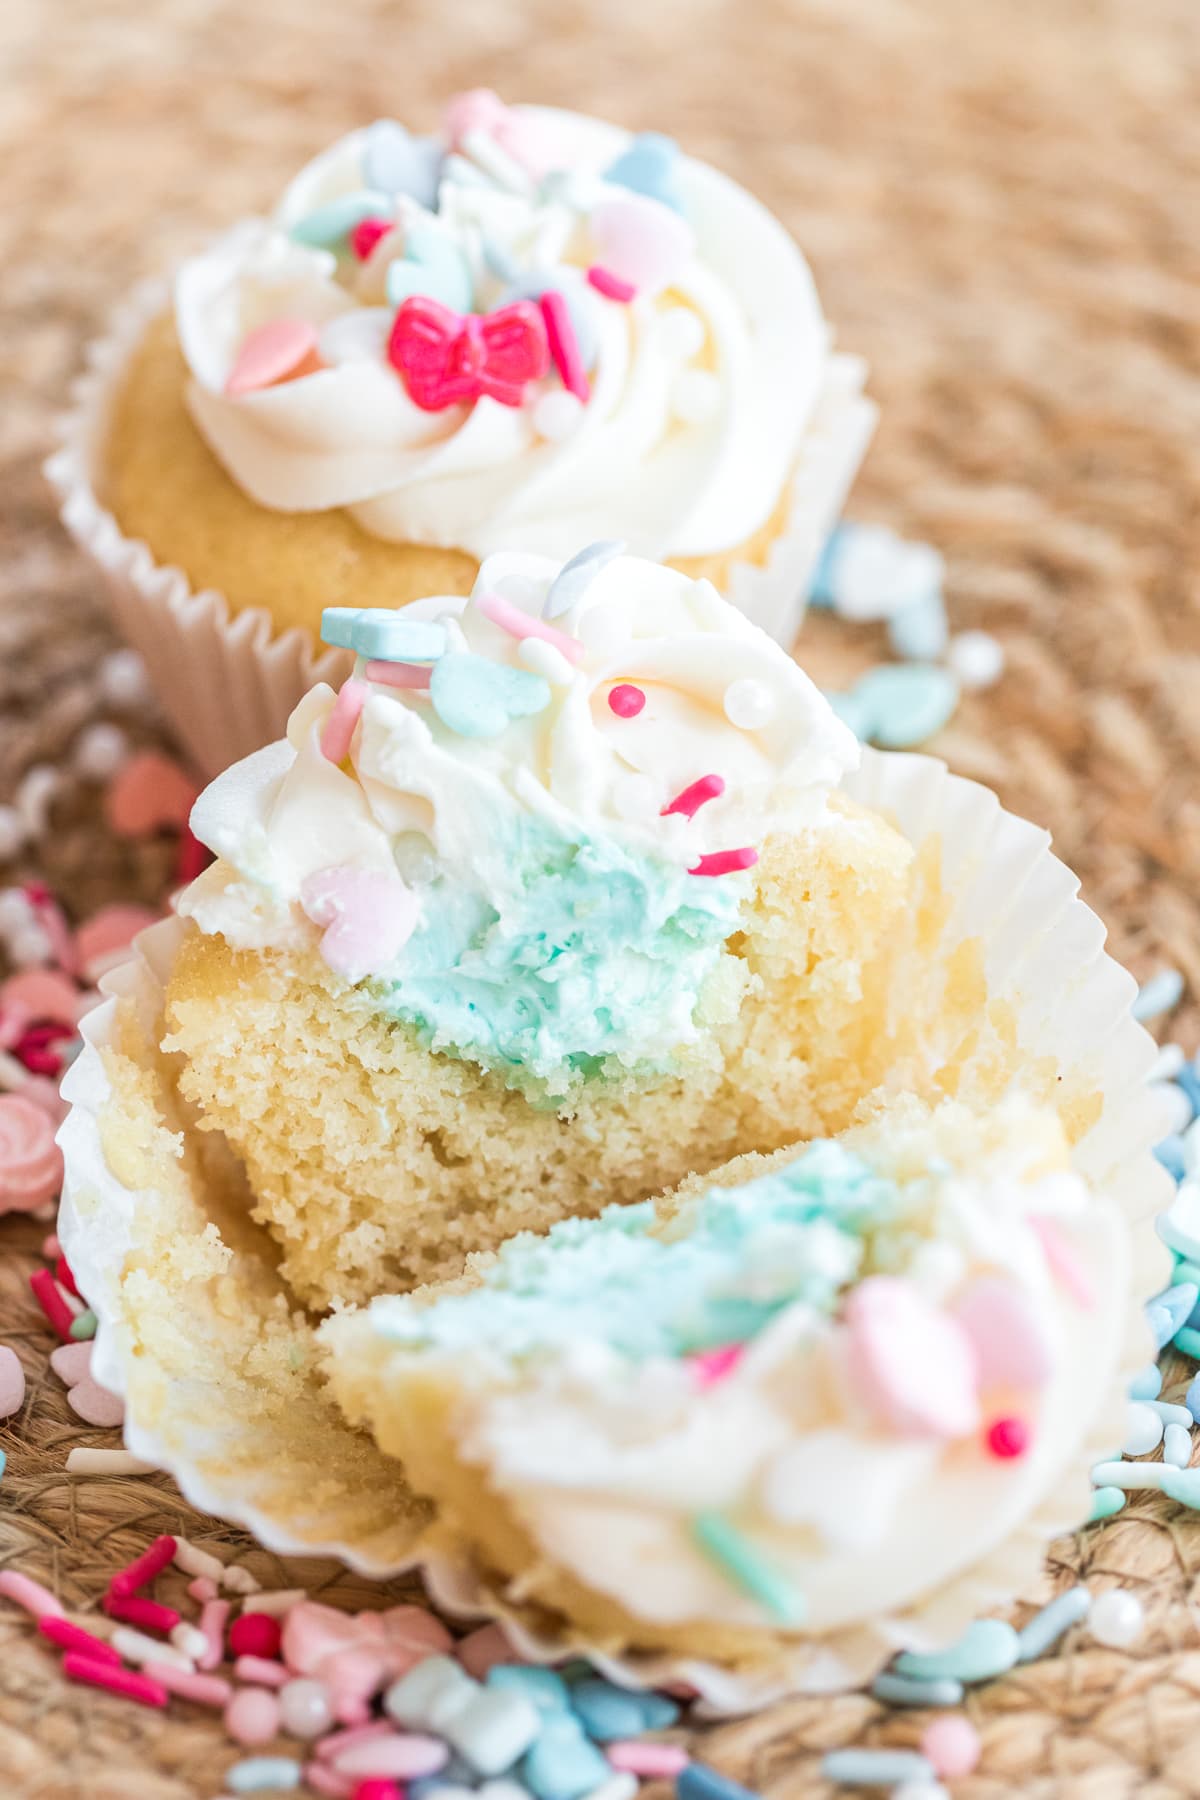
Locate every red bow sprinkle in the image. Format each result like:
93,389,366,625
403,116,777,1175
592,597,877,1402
388,296,549,411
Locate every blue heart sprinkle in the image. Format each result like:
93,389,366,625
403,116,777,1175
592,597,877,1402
289,189,392,248
603,131,685,214
363,119,444,212
520,1714,609,1800
852,663,959,749
321,608,448,662
431,653,551,738
543,541,625,619
385,221,474,312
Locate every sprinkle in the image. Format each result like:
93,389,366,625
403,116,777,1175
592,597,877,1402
29,1268,76,1340
351,216,394,261
606,684,645,718
105,751,198,837
870,1673,964,1707
822,1750,937,1787
0,1345,25,1417
1122,1401,1164,1457
173,1537,226,1585
1087,1588,1144,1648
539,290,589,401
532,389,586,442
199,1597,231,1668
1146,1281,1198,1350
1174,1325,1200,1360
331,1734,451,1779
518,638,576,685
225,319,322,397
894,1618,1020,1684
321,610,448,663
461,126,535,195
320,680,369,765
144,1663,233,1707
104,1591,181,1633
986,1416,1031,1459
0,1570,64,1621
1029,1216,1095,1307
430,653,550,739
315,1720,396,1763
1161,1465,1200,1508
226,1685,283,1746
236,1655,290,1688
305,1765,356,1799
946,629,1006,691
229,1612,283,1660
586,266,637,303
687,1343,745,1388
290,190,392,248
478,590,583,664
456,1624,523,1681
225,1756,303,1793
279,1677,335,1739
853,664,959,749
1089,1461,1167,1491
111,1626,194,1671
189,1578,218,1604
1187,1372,1200,1422
1149,1400,1194,1427
363,119,443,210
1133,968,1185,1022
543,541,625,619
887,593,949,662
920,1716,980,1779
676,1765,762,1800
607,1744,689,1777
110,1534,177,1595
365,661,433,690
172,1622,210,1661
722,679,776,730
689,848,758,878
66,1448,155,1475
1016,1586,1091,1662
690,1510,805,1624
1165,1422,1192,1467
39,1617,120,1662
63,1653,168,1708
242,1588,308,1618
1088,1486,1127,1522
1129,1362,1163,1401
663,774,725,820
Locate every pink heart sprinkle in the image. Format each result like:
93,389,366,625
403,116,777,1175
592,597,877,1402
74,904,161,980
226,318,323,397
590,195,694,298
105,753,199,838
300,867,418,985
66,1377,125,1430
0,970,80,1032
843,1276,980,1439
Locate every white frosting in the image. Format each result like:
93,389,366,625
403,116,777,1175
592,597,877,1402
176,106,836,561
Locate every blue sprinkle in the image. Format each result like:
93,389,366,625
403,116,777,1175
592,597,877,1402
1187,1372,1200,1423
807,527,845,608
1016,1586,1091,1662
567,1676,678,1741
544,541,625,619
1165,1422,1192,1467
1087,1486,1126,1522
1156,1136,1188,1182
430,653,551,739
854,663,960,749
322,607,448,662
603,132,685,213
0,1448,6,1483
363,118,444,210
690,1510,806,1625
226,1758,303,1793
677,1765,762,1800
821,1750,937,1787
869,1671,964,1707
1133,968,1185,1023
289,190,391,248
520,1713,610,1800
1176,1064,1200,1117
1174,1324,1200,1360
1129,1362,1163,1401
825,688,873,741
893,1617,1020,1684
501,272,600,369
1146,1282,1199,1350
887,591,948,661
1161,1464,1200,1509
488,1665,571,1715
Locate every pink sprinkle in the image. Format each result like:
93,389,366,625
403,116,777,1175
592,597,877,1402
235,1655,290,1688
55,1255,79,1298
663,773,725,820
105,751,199,838
351,217,394,262
175,822,212,885
39,1616,120,1664
477,590,583,664
189,1577,219,1604
305,1765,356,1799
987,1415,1031,1459
687,1343,744,1388
0,1571,65,1621
63,1652,168,1709
587,265,637,303
29,1270,76,1342
24,886,78,976
315,1720,397,1764
921,1714,981,1779
321,680,369,765
41,1232,61,1259
229,1611,283,1660
455,1622,524,1679
1030,1215,1096,1308
226,317,322,396
198,1597,231,1670
607,1743,690,1777
103,1592,181,1634
144,1663,233,1708
607,684,646,719
689,847,758,878
110,1534,177,1596
74,903,160,980
225,1684,282,1746
350,1784,402,1800
539,290,590,402
0,970,80,1031
365,659,432,690
331,1734,449,1780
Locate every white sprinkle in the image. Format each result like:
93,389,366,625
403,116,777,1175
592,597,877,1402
461,127,534,195
111,1626,194,1671
171,1622,210,1660
1164,1422,1192,1468
1088,1588,1144,1649
1122,1401,1165,1457
221,1565,261,1595
0,805,27,861
99,648,150,707
723,678,777,731
947,629,1006,690
65,1448,156,1476
172,1536,226,1584
241,1588,307,1617
531,388,585,443
1133,968,1185,1023
517,638,575,685
1150,1043,1187,1083
73,722,129,781
0,888,34,933
16,765,60,835
7,923,53,967
671,369,720,424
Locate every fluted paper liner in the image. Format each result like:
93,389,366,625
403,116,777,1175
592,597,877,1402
58,748,1171,1711
45,282,875,779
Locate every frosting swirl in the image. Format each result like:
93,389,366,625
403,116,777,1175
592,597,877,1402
176,99,840,562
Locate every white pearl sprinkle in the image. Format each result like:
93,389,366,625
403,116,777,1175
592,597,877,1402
0,805,27,861
947,629,1006,691
532,389,585,442
99,648,150,708
74,721,130,781
1122,1400,1165,1457
170,1622,210,1661
0,889,34,933
671,369,720,424
723,678,777,730
7,923,54,968
278,1677,334,1739
1087,1588,1144,1649
517,638,574,686
16,765,59,835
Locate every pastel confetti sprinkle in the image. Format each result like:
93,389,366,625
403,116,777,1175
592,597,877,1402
1015,1586,1092,1662
663,774,725,819
586,265,637,303
603,131,685,212
363,119,443,211
300,867,419,984
430,653,551,739
290,190,391,248
690,1509,805,1623
105,751,198,837
607,684,645,718
539,289,589,402
322,609,448,662
689,847,758,878
590,195,694,297
845,1276,980,1439
477,590,583,663
543,541,625,619
225,319,321,396
822,1750,937,1788
920,1716,981,1779
385,221,473,313
894,1618,1020,1684
365,660,433,690
687,1343,744,1388
320,680,369,765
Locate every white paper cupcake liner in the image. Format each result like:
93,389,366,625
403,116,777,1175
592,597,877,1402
45,284,874,778
57,747,1172,1711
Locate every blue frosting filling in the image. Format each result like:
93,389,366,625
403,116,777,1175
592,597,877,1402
370,821,746,1096
374,1141,899,1361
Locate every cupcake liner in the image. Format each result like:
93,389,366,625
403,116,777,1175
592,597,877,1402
45,286,874,778
57,747,1172,1711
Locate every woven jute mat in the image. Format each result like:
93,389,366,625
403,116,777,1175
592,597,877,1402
3,0,1200,1794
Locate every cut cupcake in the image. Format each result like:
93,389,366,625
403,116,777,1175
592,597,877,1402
320,1092,1131,1665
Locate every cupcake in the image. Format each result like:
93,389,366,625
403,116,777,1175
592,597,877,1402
48,94,875,773
322,1092,1132,1668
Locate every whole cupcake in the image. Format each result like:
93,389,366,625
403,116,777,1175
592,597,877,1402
48,93,874,774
